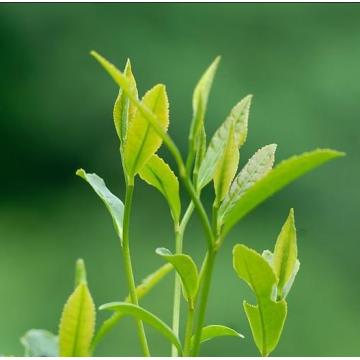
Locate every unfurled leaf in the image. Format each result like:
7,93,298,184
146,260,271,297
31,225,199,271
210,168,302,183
197,96,252,190
59,260,96,357
191,325,244,346
233,244,286,356
113,59,138,143
124,84,169,178
92,263,173,351
156,247,199,305
219,144,277,223
76,169,124,243
139,154,181,224
189,57,220,150
222,149,344,237
21,329,58,357
273,208,298,299
213,122,239,203
100,302,182,354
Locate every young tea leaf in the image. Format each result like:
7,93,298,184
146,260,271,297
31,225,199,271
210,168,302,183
156,247,199,305
222,149,344,237
189,57,220,151
124,84,169,178
59,261,96,357
113,59,138,143
273,208,299,299
219,144,277,223
233,244,286,356
76,169,124,244
139,154,181,224
213,122,239,204
191,325,244,346
197,96,252,190
100,302,182,354
21,329,58,357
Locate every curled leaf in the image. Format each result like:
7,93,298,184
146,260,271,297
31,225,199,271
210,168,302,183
191,325,244,346
76,169,124,244
21,329,58,357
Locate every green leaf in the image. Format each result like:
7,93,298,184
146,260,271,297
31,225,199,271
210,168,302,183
113,59,138,143
100,302,182,354
21,329,58,357
156,247,199,305
189,56,220,148
219,144,277,222
213,122,239,203
92,264,173,351
222,149,344,236
193,124,207,181
124,84,169,178
59,261,96,357
197,96,252,190
76,169,124,244
75,258,87,287
139,154,181,224
191,325,244,346
233,244,286,356
273,208,299,299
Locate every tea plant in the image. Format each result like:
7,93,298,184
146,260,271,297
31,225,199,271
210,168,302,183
19,52,343,357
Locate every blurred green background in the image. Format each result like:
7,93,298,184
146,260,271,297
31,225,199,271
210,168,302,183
0,3,359,356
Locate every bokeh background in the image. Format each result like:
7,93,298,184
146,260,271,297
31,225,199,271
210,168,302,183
0,3,359,356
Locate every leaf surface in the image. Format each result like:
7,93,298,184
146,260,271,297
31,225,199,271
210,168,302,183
21,329,58,357
139,154,181,224
124,84,169,177
76,169,124,243
100,302,182,354
191,325,244,345
222,149,344,236
156,248,198,304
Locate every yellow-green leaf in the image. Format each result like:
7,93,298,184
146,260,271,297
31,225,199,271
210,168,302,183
222,149,344,237
76,169,124,244
189,57,220,148
233,244,286,356
156,247,199,305
113,59,138,143
139,154,181,224
213,122,239,203
100,302,182,355
59,262,96,357
197,96,251,190
124,84,169,178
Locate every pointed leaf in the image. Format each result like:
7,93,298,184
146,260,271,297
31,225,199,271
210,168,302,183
21,329,58,357
233,244,286,356
76,169,124,243
100,302,182,354
222,149,344,236
243,299,287,356
124,84,169,177
197,96,252,190
139,154,181,224
92,263,173,351
213,122,239,203
59,261,96,357
113,59,138,143
193,124,207,181
75,258,87,287
273,208,298,299
189,57,220,148
156,247,199,304
191,325,244,346
219,144,277,222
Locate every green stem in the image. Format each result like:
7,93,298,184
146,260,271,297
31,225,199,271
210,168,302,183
171,203,195,356
183,306,195,356
191,249,216,356
122,181,150,356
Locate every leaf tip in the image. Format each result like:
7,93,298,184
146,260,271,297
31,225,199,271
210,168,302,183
75,258,87,285
76,168,85,178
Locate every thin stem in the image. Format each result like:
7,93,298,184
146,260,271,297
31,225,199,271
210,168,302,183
171,203,195,356
183,306,195,356
122,182,150,356
191,249,216,356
